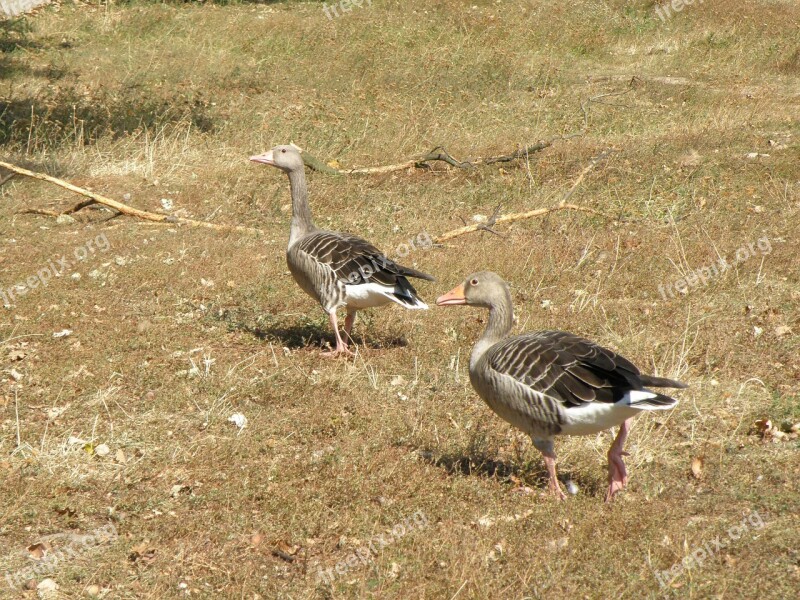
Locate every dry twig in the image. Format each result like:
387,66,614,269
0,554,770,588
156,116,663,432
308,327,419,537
297,133,583,175
433,150,614,243
0,160,261,234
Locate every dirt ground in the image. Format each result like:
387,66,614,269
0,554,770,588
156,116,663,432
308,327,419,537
1,1,798,598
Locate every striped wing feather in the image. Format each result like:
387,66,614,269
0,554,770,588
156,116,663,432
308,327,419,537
295,231,434,286
486,330,644,406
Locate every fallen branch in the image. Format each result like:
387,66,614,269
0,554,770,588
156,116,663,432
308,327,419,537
0,161,261,234
433,150,614,243
297,132,583,175
434,203,611,243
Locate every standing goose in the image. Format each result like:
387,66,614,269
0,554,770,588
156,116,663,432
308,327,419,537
436,272,686,501
250,145,434,357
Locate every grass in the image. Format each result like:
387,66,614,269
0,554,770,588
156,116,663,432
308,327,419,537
1,0,799,598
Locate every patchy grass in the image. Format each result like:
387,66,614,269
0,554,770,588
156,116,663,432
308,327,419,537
1,0,799,598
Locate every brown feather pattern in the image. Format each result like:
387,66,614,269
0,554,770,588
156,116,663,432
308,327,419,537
289,230,433,311
486,330,652,407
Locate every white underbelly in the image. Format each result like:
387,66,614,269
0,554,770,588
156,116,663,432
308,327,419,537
560,402,640,436
344,283,395,309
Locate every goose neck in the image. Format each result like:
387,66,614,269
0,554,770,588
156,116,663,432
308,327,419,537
288,167,314,245
470,297,514,368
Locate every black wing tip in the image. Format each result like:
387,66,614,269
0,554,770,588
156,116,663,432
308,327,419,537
398,268,436,282
634,393,680,409
640,375,689,389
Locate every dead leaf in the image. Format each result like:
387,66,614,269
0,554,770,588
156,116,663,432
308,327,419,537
691,456,704,480
678,149,701,168
272,540,300,562
754,418,772,434
129,542,157,564
752,418,790,442
27,542,47,560
387,561,402,578
775,325,792,338
8,349,26,361
170,484,191,498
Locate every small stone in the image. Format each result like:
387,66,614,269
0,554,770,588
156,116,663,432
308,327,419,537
36,578,58,597
56,214,77,225
546,537,569,551
228,413,248,430
95,444,110,457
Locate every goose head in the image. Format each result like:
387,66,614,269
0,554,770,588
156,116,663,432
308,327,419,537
436,271,511,309
250,144,304,174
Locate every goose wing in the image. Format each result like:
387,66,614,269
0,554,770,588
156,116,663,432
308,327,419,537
295,230,435,285
485,330,646,407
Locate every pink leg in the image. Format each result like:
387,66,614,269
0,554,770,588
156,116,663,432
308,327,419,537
605,418,632,502
534,439,566,500
343,310,356,343
320,311,353,358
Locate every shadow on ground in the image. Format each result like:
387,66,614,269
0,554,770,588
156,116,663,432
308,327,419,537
214,307,408,350
418,446,603,498
0,16,215,149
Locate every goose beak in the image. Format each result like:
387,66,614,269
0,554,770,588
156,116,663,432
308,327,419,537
250,150,275,166
436,284,467,306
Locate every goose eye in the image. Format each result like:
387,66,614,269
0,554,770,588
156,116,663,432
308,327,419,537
281,148,286,153
470,278,479,286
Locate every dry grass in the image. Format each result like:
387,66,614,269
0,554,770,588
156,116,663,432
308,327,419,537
1,1,799,598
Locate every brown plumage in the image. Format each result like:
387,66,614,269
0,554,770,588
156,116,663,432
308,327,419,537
437,271,687,501
250,145,434,356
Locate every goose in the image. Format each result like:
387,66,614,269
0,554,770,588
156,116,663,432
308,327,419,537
250,145,435,357
436,271,686,501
